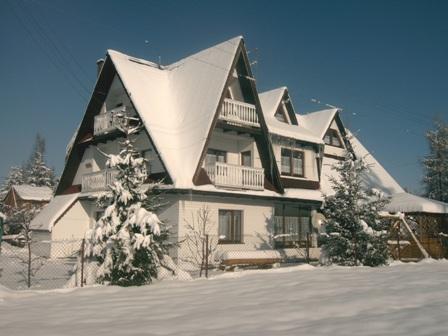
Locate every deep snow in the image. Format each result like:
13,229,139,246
1,260,448,336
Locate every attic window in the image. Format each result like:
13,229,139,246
274,105,288,123
324,129,343,148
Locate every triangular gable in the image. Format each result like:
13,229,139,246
298,108,339,139
56,56,172,195
58,37,284,193
259,87,298,125
260,89,323,144
190,38,283,192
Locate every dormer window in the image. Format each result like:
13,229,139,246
274,105,289,123
324,129,343,148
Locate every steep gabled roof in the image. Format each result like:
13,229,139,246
108,37,244,188
259,87,287,117
12,185,53,202
30,193,79,231
298,108,339,139
349,133,404,195
259,88,323,144
321,132,405,196
385,192,448,214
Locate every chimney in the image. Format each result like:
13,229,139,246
96,58,105,77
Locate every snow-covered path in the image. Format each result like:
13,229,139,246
1,261,448,336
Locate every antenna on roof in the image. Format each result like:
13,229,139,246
248,47,259,77
158,55,162,69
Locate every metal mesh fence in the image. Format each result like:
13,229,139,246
0,234,319,290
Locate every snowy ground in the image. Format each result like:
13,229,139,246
1,260,448,336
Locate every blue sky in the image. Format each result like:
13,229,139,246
0,0,447,193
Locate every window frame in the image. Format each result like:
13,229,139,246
205,148,227,165
218,209,244,244
324,129,344,148
240,150,252,167
273,204,313,249
280,148,305,178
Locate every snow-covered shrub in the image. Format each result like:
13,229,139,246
319,151,390,267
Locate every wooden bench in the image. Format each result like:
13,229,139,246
218,250,282,271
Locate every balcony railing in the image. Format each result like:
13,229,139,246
219,98,260,128
205,162,264,190
93,106,127,136
81,169,119,192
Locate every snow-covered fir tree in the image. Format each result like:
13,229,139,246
85,117,167,286
319,151,390,267
423,120,448,203
23,134,57,188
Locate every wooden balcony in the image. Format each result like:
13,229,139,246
219,98,260,128
81,169,119,192
93,106,127,136
205,162,264,190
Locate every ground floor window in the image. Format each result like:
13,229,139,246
218,210,243,244
274,204,312,248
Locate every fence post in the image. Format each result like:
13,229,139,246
306,232,310,264
80,238,85,287
397,221,401,261
205,234,209,278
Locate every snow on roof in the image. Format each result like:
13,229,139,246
259,88,323,144
30,193,79,231
298,108,339,139
13,185,53,202
349,133,404,195
385,192,448,214
320,132,404,196
259,87,287,117
109,36,242,188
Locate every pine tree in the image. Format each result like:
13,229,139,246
319,151,390,267
85,117,166,286
23,134,57,188
423,120,448,203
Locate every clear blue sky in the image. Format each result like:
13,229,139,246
0,0,447,194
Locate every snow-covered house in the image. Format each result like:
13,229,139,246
298,107,448,258
31,36,447,262
2,185,52,211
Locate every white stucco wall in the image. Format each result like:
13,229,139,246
51,199,92,242
207,129,262,168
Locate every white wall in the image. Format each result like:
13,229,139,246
206,129,262,168
73,132,165,186
51,200,92,241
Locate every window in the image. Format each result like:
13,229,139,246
241,151,252,167
324,129,343,148
205,149,227,166
281,148,304,177
218,210,243,243
274,106,288,123
274,204,312,248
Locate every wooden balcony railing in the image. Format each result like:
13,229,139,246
205,162,264,190
219,98,260,127
93,106,127,136
81,169,119,192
